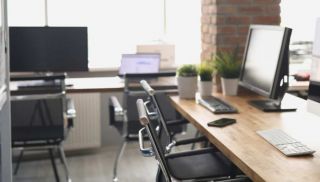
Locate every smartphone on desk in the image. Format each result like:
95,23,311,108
207,118,236,127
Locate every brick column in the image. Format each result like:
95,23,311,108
201,0,281,60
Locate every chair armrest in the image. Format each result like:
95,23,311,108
66,98,76,128
174,136,207,146
138,128,154,157
165,147,218,158
166,136,208,152
67,98,76,119
166,119,189,126
109,96,124,123
110,96,123,113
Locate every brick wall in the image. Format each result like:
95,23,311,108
201,0,281,60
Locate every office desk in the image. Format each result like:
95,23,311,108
169,92,320,182
65,76,177,93
65,76,308,93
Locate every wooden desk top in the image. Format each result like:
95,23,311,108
65,76,309,93
66,77,124,93
65,77,177,93
169,92,320,182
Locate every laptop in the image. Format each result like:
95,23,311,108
119,53,160,76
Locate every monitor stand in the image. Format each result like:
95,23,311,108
249,100,297,112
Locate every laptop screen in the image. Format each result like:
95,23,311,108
119,54,160,75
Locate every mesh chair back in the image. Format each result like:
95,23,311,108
125,93,148,135
11,75,67,143
142,84,185,149
11,97,64,141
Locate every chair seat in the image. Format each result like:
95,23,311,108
12,126,64,142
166,148,233,180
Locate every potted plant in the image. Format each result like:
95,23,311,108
214,49,241,96
198,63,214,97
177,64,198,99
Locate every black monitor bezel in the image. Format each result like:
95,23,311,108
9,26,89,72
239,25,292,100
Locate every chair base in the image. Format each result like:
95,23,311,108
113,139,127,182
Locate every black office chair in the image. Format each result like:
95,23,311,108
11,74,75,182
108,72,186,181
136,99,248,182
140,80,208,151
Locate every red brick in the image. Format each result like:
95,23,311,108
216,17,225,24
202,6,209,14
216,0,251,4
264,5,280,15
202,0,212,5
208,5,217,14
202,25,209,33
237,26,249,34
211,35,217,45
225,16,250,25
208,26,217,34
217,35,247,46
252,16,280,24
217,26,237,34
255,0,280,4
200,0,281,59
238,6,263,15
216,46,234,53
203,34,212,44
201,16,211,24
201,48,216,60
202,43,210,51
217,6,238,14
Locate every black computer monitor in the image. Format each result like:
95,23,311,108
9,26,88,72
239,25,296,112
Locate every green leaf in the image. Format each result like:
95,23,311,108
177,64,198,77
213,47,242,79
197,62,213,81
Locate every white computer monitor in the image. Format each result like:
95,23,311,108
119,53,160,76
307,18,320,116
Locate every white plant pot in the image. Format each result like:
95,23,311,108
177,76,197,99
221,78,239,96
198,81,212,97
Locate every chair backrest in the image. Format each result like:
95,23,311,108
112,72,177,136
11,75,67,143
140,80,183,148
136,99,172,182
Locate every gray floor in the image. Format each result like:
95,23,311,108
13,142,158,182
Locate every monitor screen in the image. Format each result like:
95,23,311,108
240,26,288,97
119,54,160,75
9,26,88,72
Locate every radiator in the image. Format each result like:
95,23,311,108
63,93,101,150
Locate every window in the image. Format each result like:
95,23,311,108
281,0,320,42
8,0,201,70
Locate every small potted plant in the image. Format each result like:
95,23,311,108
214,49,241,96
177,64,198,99
198,63,214,97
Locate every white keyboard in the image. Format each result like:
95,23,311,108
257,129,315,156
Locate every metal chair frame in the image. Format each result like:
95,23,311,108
136,99,249,182
11,74,75,182
109,72,180,181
